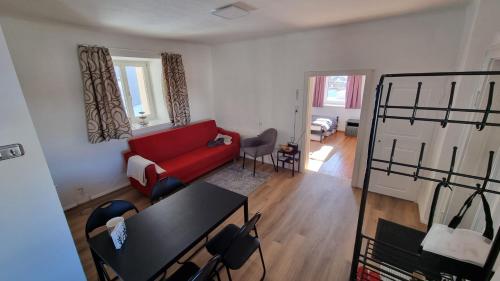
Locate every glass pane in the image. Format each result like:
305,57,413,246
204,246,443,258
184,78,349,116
125,66,151,117
326,76,347,102
114,66,128,110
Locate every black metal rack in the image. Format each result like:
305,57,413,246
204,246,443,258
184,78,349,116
350,71,500,281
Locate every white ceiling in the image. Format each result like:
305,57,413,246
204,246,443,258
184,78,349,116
0,0,467,44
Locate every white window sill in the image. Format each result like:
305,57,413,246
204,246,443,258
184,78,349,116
131,119,172,136
323,104,346,108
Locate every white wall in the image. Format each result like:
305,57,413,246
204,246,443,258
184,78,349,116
0,25,85,281
0,16,214,209
211,7,466,189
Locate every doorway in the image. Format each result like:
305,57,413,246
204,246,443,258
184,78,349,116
304,71,368,181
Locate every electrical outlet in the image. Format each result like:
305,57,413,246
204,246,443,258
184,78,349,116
0,143,24,161
76,187,90,204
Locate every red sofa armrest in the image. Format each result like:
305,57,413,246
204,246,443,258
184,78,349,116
218,127,241,159
123,151,160,196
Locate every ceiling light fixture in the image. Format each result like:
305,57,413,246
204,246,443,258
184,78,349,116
211,3,249,20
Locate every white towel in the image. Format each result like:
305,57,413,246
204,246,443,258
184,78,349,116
215,133,232,145
421,223,491,267
126,155,166,186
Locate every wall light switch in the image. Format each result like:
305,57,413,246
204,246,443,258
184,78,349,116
0,143,25,161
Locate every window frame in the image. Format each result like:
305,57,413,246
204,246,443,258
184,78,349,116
113,60,157,123
323,76,347,107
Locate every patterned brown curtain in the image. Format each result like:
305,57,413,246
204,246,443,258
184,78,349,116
78,45,132,143
161,53,191,126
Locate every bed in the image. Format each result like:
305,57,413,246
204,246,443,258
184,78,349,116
310,115,339,142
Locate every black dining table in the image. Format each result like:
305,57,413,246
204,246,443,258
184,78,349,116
88,181,248,281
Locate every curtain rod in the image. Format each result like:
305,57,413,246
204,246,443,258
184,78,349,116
78,44,168,55
108,46,164,55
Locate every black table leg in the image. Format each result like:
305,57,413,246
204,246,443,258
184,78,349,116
91,249,106,281
270,153,277,172
253,157,256,176
298,151,301,173
244,200,249,222
292,157,295,176
276,151,279,172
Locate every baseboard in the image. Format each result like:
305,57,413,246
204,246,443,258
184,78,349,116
90,183,129,200
63,202,78,211
63,182,130,211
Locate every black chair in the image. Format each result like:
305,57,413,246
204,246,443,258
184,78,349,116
150,176,186,205
85,200,139,281
206,213,266,281
166,255,221,281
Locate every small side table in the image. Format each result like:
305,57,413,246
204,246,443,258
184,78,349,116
276,149,301,176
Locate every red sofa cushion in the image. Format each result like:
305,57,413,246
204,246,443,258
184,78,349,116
128,120,219,163
158,144,236,183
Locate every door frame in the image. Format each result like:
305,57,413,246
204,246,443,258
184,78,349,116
302,69,375,186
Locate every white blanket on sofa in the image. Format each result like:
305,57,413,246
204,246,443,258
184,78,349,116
126,155,166,186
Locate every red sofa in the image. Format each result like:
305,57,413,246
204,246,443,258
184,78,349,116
124,120,240,196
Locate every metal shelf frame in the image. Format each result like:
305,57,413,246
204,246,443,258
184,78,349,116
350,71,500,281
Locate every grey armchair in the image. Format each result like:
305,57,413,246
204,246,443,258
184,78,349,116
241,128,278,176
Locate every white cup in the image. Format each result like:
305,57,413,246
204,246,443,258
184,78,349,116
106,217,127,249
106,216,125,233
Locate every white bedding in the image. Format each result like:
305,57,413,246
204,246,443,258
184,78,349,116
312,118,333,131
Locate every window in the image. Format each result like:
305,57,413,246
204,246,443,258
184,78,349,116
113,60,156,122
324,76,347,107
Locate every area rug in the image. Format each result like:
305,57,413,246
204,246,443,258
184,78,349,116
204,164,271,196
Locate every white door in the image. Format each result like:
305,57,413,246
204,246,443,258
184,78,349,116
472,147,500,233
0,26,85,280
369,76,448,201
470,60,500,233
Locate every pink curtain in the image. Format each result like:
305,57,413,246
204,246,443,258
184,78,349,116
345,75,363,109
312,76,326,107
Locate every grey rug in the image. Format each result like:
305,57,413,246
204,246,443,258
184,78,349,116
205,164,271,196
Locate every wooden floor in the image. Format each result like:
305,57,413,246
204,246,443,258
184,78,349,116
308,132,358,180
65,162,425,281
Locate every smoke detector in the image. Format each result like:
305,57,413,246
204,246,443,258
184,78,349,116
212,3,250,20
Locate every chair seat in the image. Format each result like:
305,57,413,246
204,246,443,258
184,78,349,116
159,145,235,183
206,224,240,256
206,224,260,270
242,146,261,157
223,235,260,269
165,262,200,281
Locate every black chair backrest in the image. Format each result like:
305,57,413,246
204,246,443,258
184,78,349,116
259,128,277,144
219,213,262,257
233,212,262,244
85,200,139,240
150,178,183,205
188,255,220,281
